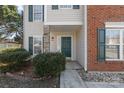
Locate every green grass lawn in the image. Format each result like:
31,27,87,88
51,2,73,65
0,43,21,53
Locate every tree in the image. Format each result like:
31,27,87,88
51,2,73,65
0,5,23,47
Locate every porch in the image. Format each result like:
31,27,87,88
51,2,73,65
44,25,86,69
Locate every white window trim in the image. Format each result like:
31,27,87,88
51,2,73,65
33,5,43,22
105,22,124,28
106,59,124,61
59,5,73,9
105,28,124,61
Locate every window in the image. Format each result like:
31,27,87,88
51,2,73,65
105,29,124,60
52,5,58,10
106,45,119,59
28,36,42,55
106,30,120,44
73,5,80,9
33,37,42,55
29,36,42,55
33,5,43,21
60,5,72,9
52,5,80,10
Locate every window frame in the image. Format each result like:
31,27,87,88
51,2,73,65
105,28,124,61
33,5,43,22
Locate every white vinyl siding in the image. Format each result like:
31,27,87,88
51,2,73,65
23,6,44,52
45,5,83,25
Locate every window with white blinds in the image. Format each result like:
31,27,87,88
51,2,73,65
33,5,43,21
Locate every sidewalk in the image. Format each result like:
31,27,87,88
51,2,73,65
60,70,86,88
60,61,86,88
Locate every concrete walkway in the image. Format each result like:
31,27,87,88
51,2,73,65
60,61,86,88
60,61,124,88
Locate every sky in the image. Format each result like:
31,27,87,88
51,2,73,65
17,5,23,14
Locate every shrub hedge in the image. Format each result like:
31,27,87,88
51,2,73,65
33,52,66,77
0,48,31,72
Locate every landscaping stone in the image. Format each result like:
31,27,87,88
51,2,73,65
85,82,124,88
77,69,124,83
0,72,5,77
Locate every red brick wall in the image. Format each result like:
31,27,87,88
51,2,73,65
87,6,124,71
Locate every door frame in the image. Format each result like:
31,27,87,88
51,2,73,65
57,35,74,60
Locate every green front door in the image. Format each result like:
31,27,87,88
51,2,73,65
61,37,71,58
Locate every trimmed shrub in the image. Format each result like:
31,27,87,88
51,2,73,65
33,52,66,77
0,48,31,72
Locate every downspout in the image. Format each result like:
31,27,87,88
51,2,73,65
84,5,87,71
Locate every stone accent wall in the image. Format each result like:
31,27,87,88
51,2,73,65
43,25,50,52
88,5,124,71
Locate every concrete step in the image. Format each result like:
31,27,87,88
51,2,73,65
66,61,83,70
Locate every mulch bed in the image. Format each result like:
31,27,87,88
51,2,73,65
0,62,60,88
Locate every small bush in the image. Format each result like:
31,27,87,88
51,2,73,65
0,48,31,72
33,52,66,77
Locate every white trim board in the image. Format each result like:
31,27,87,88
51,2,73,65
84,5,87,71
105,22,124,28
44,5,47,23
44,22,83,25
